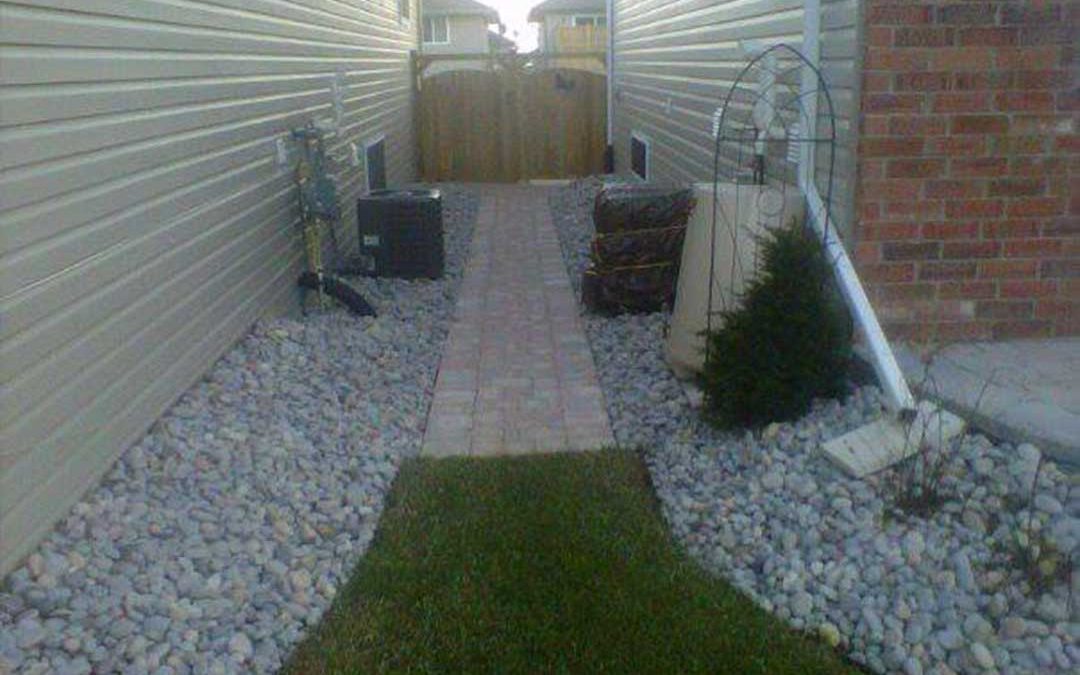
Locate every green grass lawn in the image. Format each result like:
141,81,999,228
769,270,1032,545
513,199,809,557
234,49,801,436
284,450,860,674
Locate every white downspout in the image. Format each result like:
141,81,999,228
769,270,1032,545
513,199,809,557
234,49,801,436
798,0,915,414
798,0,820,191
606,0,615,165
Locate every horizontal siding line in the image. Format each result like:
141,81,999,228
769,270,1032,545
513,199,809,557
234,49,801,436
0,0,418,578
0,217,299,529
0,86,359,212
0,65,409,94
616,0,799,28
0,42,410,64
619,3,803,37
616,49,807,68
0,45,411,68
620,77,737,113
2,3,409,53
0,186,299,460
622,61,747,77
0,96,332,215
0,88,336,169
1,94,410,344
614,101,851,137
620,93,716,156
613,0,860,246
0,23,409,63
0,145,293,343
619,70,855,121
619,15,803,46
0,70,408,127
6,0,406,40
615,52,777,69
0,52,411,86
821,3,857,30
0,253,296,575
616,35,801,58
195,0,410,30
0,71,341,96
1,75,407,164
0,87,405,234
0,176,298,395
1,90,407,299
618,104,808,180
0,39,411,67
617,37,802,50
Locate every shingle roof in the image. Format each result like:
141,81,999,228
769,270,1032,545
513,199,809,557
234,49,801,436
424,0,500,22
488,30,517,51
527,0,605,23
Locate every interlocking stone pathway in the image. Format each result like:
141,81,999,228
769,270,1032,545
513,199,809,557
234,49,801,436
422,185,614,456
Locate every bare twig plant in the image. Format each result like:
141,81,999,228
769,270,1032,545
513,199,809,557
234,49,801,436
1006,456,1073,596
887,341,996,519
886,342,1075,604
889,342,953,517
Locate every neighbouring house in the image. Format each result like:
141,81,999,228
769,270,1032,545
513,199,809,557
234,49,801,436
489,30,518,55
0,0,420,575
609,0,1077,342
528,0,608,73
420,0,504,76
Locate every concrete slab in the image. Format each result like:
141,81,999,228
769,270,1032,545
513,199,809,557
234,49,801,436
893,339,1080,469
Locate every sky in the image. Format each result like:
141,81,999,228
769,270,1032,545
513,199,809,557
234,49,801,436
483,0,542,52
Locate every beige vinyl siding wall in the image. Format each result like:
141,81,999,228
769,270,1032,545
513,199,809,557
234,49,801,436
612,0,861,240
0,0,419,575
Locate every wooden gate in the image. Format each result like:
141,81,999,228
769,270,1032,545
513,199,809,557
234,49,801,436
417,65,607,182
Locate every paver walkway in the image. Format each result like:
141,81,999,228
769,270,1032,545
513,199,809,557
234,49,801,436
422,185,614,456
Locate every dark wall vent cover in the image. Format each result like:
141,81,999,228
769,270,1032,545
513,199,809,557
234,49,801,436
631,134,649,181
366,139,387,192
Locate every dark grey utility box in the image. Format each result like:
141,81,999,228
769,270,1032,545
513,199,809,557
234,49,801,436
357,188,443,280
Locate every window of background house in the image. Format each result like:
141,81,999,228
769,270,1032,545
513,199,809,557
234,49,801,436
572,15,606,27
423,16,449,43
631,133,649,181
365,137,387,192
399,0,410,21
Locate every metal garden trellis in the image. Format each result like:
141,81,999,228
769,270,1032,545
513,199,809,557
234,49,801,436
705,32,916,418
706,42,839,346
695,24,966,478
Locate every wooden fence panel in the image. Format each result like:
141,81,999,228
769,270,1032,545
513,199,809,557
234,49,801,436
418,67,606,182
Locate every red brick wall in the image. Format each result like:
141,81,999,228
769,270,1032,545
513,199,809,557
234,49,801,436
855,1,1079,341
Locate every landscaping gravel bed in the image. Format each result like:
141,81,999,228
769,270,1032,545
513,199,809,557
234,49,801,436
0,188,478,675
550,179,1079,675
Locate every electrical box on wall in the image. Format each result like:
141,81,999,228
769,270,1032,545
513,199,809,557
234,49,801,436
274,137,289,168
331,69,346,130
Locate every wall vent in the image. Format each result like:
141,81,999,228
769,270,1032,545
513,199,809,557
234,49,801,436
365,136,387,191
630,133,649,181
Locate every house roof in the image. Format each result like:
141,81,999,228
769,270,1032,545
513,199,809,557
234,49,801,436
488,30,517,52
424,0,500,22
527,0,605,22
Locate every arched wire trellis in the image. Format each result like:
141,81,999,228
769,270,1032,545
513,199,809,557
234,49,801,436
704,43,838,362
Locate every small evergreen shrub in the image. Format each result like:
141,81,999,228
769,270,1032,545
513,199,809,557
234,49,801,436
700,219,852,429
